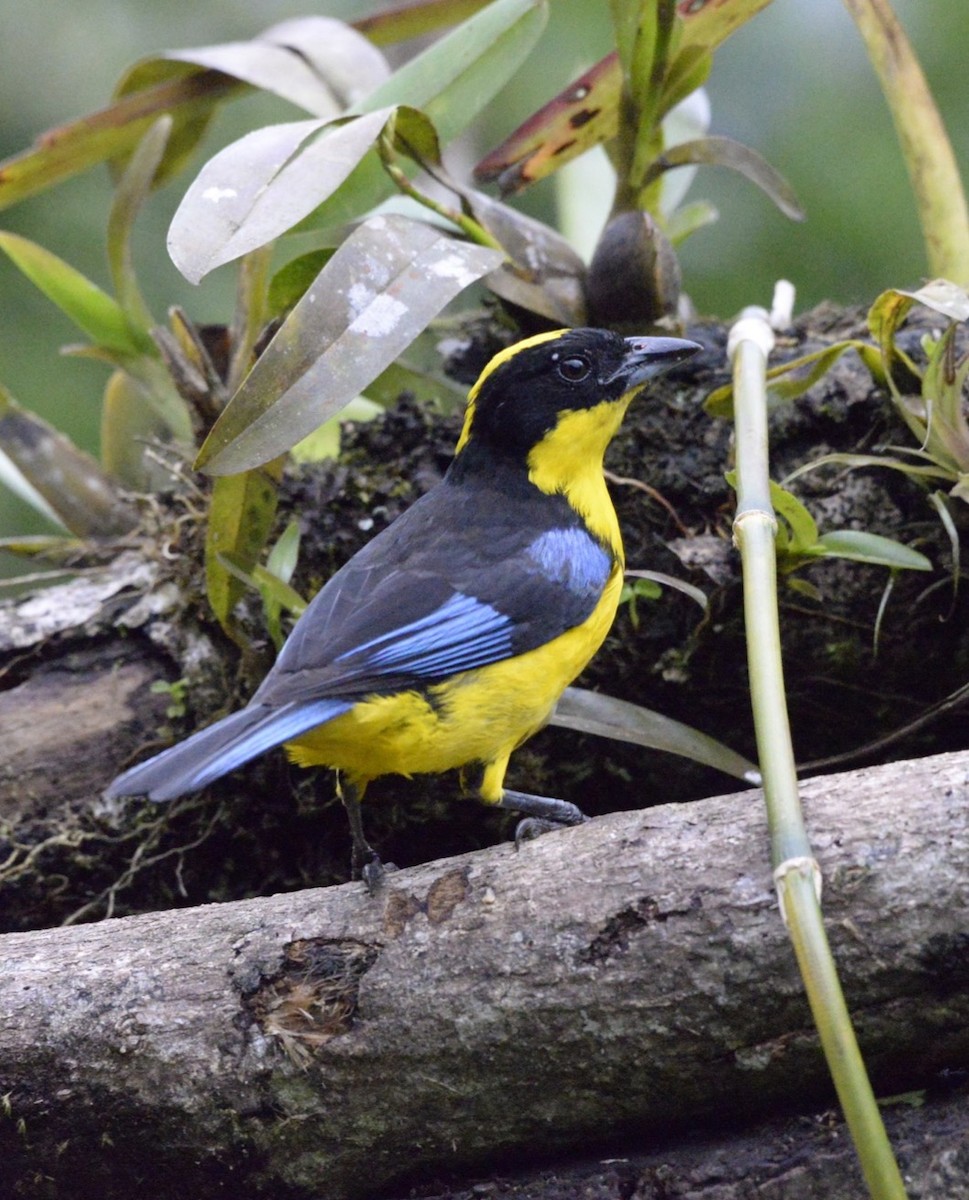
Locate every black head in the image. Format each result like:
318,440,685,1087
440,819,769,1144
455,327,700,459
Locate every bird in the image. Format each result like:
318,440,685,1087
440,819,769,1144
105,326,700,886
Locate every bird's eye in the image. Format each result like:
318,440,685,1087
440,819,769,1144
556,354,592,382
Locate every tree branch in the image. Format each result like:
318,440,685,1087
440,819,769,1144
2,749,968,1198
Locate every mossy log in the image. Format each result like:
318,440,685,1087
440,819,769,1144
1,750,968,1198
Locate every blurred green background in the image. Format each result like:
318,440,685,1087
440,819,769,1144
0,0,965,545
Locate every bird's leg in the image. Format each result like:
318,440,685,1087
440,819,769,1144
336,774,390,893
462,762,588,847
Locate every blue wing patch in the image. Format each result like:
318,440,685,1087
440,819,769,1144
335,591,514,680
524,527,612,593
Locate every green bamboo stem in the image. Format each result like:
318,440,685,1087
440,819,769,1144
843,0,969,284
729,306,908,1200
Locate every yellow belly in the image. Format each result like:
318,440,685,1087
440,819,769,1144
286,563,623,792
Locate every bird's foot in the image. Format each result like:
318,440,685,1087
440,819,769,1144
496,790,588,849
354,851,398,895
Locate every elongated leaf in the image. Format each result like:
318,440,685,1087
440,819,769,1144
265,518,301,588
205,464,281,637
107,116,171,328
0,70,238,213
112,18,390,184
474,0,770,196
0,385,137,536
290,396,383,463
867,288,922,395
474,52,621,195
898,278,969,323
769,480,819,553
675,0,775,55
814,530,932,572
355,0,493,44
784,451,956,487
551,687,760,783
268,249,334,317
263,518,304,648
655,45,712,122
100,370,177,491
666,198,718,244
642,135,804,221
0,535,90,560
466,189,586,324
0,231,152,356
0,453,63,528
196,215,502,475
291,0,548,234
657,88,711,218
163,17,390,116
704,340,885,417
169,110,393,283
625,567,707,610
0,4,497,214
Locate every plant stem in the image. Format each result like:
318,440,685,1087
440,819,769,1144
729,304,908,1200
844,0,969,284
377,135,504,253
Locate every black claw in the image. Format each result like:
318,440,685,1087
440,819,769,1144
360,856,386,895
514,817,560,846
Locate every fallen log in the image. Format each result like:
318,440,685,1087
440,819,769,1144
1,749,967,1198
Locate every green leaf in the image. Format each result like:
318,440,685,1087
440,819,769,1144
551,687,760,784
641,135,804,221
918,323,969,474
107,116,172,330
705,339,885,418
814,530,932,572
168,108,396,284
898,278,969,323
296,0,549,231
625,567,707,610
769,480,819,552
0,70,238,214
361,0,548,146
290,396,383,463
363,359,465,411
196,215,502,475
100,370,179,490
867,288,923,396
204,465,281,638
268,250,335,318
784,451,956,487
465,188,586,325
655,45,712,121
610,0,651,87
666,198,719,244
262,517,304,648
674,0,776,56
0,231,152,356
474,52,621,195
0,384,137,536
0,535,90,561
161,17,391,116
214,552,309,651
355,0,495,45
265,518,301,588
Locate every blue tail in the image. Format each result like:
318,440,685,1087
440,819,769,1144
105,698,351,802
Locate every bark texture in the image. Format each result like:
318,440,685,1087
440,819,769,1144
2,749,968,1199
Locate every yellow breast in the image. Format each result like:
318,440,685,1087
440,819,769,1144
286,561,624,786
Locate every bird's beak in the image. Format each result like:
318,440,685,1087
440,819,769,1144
607,335,702,392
